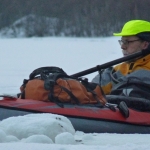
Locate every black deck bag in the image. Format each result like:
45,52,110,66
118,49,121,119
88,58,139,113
110,77,150,99
107,77,150,111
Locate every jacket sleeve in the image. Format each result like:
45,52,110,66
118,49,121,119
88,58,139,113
91,67,113,94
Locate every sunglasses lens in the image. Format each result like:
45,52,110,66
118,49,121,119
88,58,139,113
118,40,123,46
118,40,128,46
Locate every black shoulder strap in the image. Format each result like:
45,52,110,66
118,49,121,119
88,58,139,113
44,73,69,90
81,79,107,107
29,66,67,79
44,73,80,105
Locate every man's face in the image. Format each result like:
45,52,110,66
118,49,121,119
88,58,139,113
119,36,148,56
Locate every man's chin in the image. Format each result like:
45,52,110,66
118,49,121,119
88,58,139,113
123,54,129,57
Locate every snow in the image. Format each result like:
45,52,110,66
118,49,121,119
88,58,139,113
0,37,149,150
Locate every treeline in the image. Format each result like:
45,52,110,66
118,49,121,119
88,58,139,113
0,0,150,37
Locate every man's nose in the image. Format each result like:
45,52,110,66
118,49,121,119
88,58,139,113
121,44,127,50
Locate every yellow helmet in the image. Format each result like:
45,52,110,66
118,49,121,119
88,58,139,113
113,20,150,36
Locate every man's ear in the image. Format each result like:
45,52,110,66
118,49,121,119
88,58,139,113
143,41,150,49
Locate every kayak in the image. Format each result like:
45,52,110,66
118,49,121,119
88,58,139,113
0,95,150,134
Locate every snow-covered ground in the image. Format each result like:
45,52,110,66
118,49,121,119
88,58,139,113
0,37,149,150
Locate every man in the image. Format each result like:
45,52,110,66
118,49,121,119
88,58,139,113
92,20,150,99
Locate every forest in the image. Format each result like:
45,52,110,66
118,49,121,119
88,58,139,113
0,0,150,37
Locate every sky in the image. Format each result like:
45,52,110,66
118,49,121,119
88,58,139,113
0,37,150,150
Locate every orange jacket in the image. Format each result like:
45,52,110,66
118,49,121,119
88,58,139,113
92,54,150,94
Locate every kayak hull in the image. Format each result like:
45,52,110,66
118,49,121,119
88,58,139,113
0,97,150,133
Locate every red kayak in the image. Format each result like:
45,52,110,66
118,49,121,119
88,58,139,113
0,95,150,133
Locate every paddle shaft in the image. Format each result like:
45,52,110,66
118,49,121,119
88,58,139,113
71,49,150,77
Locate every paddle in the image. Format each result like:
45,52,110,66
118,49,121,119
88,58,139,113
71,48,150,77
